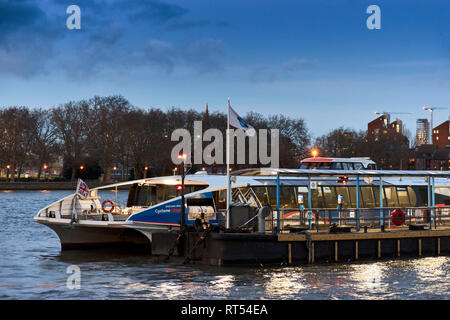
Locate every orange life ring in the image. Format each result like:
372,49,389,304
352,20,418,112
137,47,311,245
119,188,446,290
102,200,115,213
391,209,405,226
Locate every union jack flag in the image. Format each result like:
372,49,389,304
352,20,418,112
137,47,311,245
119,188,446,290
76,179,90,199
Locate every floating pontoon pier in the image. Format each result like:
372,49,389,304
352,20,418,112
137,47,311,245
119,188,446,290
164,168,450,265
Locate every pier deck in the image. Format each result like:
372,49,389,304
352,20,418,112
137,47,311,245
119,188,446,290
177,226,450,266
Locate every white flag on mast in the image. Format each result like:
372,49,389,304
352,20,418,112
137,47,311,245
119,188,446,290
228,106,256,137
76,179,90,199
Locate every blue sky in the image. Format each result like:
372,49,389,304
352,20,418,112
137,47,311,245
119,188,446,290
1,0,449,137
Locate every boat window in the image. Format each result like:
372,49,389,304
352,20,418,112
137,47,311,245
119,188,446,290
253,186,269,205
367,164,377,170
342,163,353,170
318,162,331,169
311,188,323,208
156,185,165,203
213,189,227,210
384,186,399,207
321,186,337,208
335,186,351,208
331,162,343,170
348,186,357,207
360,186,376,207
407,187,417,207
279,187,297,208
353,162,363,170
373,186,387,207
127,184,208,207
135,185,150,206
166,185,178,200
396,187,410,207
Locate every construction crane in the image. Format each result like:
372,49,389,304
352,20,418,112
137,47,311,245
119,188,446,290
422,106,449,142
373,111,412,129
373,111,413,116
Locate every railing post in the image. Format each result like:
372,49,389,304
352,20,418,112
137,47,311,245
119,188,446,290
308,175,312,230
431,176,436,229
427,176,431,229
356,175,360,232
379,176,383,229
276,172,280,234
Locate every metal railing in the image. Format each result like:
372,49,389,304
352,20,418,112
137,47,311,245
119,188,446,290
268,206,450,233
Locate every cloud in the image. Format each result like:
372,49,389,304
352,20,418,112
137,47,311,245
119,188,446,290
0,0,230,79
248,58,317,83
118,0,228,32
282,58,317,73
182,39,227,74
0,0,63,77
248,66,278,83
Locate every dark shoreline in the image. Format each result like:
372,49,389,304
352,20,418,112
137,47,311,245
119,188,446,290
0,181,118,190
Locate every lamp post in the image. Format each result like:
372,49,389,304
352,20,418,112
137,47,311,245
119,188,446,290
6,165,10,181
43,164,48,181
178,154,187,229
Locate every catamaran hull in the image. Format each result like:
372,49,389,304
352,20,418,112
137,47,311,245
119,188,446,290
35,219,152,250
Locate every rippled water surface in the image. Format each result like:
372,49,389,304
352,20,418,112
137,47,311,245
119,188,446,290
0,190,449,299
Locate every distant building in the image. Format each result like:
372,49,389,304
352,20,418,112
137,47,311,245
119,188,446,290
389,118,404,135
415,118,429,146
409,144,450,170
432,119,450,150
367,113,408,145
367,113,389,138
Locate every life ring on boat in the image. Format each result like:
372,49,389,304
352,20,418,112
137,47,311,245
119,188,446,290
102,200,115,213
390,209,405,226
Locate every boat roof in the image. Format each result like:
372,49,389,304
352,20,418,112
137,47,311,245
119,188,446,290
301,157,376,164
231,168,450,178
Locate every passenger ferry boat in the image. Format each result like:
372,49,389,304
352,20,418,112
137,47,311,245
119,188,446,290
299,157,377,170
35,163,450,251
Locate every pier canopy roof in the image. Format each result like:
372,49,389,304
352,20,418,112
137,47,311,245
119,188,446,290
231,168,450,178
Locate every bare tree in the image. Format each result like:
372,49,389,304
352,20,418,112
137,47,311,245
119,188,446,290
87,95,132,182
315,127,365,158
51,100,90,180
29,108,60,180
0,107,34,181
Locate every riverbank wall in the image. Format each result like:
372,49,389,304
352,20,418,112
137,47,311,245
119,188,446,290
0,181,118,190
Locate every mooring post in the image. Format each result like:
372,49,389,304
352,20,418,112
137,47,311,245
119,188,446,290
379,176,384,229
356,175,360,232
276,172,280,234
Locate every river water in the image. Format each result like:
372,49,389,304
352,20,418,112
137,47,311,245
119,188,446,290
0,190,448,300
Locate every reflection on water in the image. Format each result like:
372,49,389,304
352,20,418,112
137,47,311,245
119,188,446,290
0,190,449,299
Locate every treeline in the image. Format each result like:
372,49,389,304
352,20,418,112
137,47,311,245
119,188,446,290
0,95,311,181
313,127,411,169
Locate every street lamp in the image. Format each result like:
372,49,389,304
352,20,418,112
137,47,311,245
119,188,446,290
79,165,84,171
6,165,10,181
43,164,48,181
311,149,318,158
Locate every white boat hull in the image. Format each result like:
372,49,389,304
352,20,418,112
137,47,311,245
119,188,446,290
35,217,152,250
